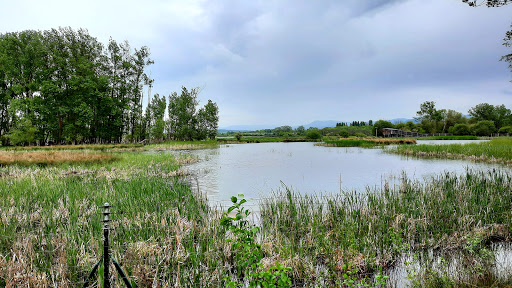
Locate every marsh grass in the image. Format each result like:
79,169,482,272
416,136,479,140
1,143,512,287
2,143,144,151
0,150,190,180
147,140,220,150
0,176,228,287
0,149,234,287
391,137,512,165
259,170,512,286
321,138,416,147
0,151,118,166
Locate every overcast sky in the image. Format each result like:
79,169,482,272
1,0,511,128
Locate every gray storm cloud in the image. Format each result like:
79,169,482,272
1,0,511,127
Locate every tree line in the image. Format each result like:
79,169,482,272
0,27,218,146
373,102,512,137
225,101,511,139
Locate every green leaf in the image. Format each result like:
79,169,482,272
231,196,238,203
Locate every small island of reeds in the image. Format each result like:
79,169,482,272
390,137,512,165
320,137,417,147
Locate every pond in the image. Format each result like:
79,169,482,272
175,140,506,207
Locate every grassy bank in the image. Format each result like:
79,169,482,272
0,140,219,152
0,176,225,287
390,137,512,165
320,137,416,147
0,151,118,166
0,150,229,287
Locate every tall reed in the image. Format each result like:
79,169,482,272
259,170,512,285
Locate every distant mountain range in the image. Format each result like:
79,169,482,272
219,118,416,132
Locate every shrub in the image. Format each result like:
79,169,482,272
7,118,39,146
498,126,512,134
472,120,496,136
373,120,394,137
339,130,350,138
306,130,322,140
451,123,471,135
221,195,292,288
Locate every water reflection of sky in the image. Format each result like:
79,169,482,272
173,141,509,206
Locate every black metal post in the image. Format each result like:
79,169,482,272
103,202,110,288
113,258,134,288
82,258,102,288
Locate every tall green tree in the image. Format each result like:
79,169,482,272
0,30,46,143
295,125,306,136
168,87,199,140
129,46,153,142
148,94,166,141
415,101,445,133
0,27,208,145
197,100,219,140
468,103,510,129
168,87,219,141
442,109,466,133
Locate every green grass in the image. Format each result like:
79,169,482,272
415,135,479,140
390,137,512,164
323,139,380,147
0,150,228,286
148,139,220,150
0,176,225,286
322,138,416,147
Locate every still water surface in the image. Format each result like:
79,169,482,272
176,140,507,206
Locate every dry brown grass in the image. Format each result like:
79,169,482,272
0,151,117,166
5,143,144,151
